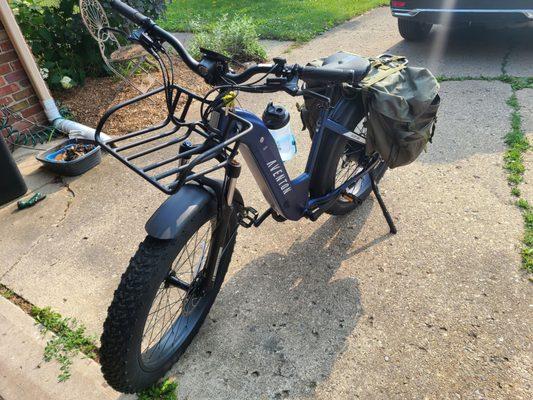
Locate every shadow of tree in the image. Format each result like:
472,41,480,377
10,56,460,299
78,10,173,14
165,200,392,399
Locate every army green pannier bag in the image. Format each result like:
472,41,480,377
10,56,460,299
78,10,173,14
361,55,440,168
300,52,440,169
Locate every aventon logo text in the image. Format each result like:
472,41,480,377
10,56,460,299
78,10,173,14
266,160,292,195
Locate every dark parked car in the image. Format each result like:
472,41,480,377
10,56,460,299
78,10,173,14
390,0,533,40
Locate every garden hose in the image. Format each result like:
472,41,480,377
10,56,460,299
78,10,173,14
1,106,62,150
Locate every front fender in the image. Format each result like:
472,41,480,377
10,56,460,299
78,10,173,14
145,184,217,240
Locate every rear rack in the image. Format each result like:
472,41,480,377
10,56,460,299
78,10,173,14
94,84,252,195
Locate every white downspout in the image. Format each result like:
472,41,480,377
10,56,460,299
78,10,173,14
0,1,111,142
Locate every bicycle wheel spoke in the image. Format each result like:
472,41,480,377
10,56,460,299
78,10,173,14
146,288,173,352
149,295,185,355
148,298,174,357
156,297,186,357
147,295,184,319
142,286,168,348
140,218,216,367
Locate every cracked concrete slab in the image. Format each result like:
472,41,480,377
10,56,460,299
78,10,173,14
167,80,531,399
419,81,510,164
1,6,532,399
517,89,533,135
0,297,130,400
0,147,70,277
1,153,166,336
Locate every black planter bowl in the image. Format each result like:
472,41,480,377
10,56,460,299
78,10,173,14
36,138,101,176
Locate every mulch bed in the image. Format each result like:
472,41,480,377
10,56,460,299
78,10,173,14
54,60,210,136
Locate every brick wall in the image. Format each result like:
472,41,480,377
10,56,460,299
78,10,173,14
0,20,47,138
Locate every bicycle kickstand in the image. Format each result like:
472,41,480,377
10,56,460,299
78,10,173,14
370,175,397,234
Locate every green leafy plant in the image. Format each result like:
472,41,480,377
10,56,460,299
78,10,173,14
12,0,103,89
188,14,266,62
11,0,167,89
138,378,178,400
31,306,97,382
511,187,521,197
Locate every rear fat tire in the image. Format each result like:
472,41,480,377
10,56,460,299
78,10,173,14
398,19,432,41
100,208,237,393
310,118,387,216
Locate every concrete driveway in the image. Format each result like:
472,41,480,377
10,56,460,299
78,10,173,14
1,7,532,400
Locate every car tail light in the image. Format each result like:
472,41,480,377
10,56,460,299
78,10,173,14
391,1,406,7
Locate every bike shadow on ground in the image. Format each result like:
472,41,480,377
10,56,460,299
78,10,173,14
163,198,392,400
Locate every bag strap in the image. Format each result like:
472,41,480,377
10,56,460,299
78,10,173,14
368,55,406,69
362,63,407,87
362,55,408,87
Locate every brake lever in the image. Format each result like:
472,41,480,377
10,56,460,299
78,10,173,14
283,75,300,95
129,28,164,56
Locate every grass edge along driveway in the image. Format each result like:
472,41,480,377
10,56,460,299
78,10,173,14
158,0,388,42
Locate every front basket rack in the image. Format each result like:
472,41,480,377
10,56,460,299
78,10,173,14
95,84,252,195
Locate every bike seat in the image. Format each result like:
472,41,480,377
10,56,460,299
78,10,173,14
318,51,371,83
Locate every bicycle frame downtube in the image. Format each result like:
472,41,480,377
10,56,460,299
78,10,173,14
229,106,372,222
233,109,310,221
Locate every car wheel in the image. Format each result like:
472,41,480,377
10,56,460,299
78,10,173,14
398,19,432,41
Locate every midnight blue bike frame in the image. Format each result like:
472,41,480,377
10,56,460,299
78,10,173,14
225,103,380,222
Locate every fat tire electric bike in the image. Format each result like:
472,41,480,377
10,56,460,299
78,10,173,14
97,1,397,393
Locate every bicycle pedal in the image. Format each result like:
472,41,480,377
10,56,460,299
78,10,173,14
238,206,259,228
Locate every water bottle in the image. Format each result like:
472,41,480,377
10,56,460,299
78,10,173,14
262,102,297,162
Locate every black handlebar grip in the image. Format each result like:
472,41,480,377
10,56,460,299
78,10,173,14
300,66,355,84
110,0,151,27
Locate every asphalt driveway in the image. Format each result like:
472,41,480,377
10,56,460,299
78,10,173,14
1,7,532,400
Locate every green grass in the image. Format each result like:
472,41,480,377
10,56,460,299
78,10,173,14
502,89,532,273
159,0,387,41
515,199,533,273
30,306,98,382
511,187,521,197
504,93,529,187
138,379,178,400
436,74,533,91
0,287,15,299
522,204,533,273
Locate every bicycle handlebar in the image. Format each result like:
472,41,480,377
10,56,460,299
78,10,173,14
110,0,200,72
299,67,355,84
110,0,356,86
110,0,150,27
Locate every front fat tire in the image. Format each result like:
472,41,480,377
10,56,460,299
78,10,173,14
398,19,432,41
100,213,237,393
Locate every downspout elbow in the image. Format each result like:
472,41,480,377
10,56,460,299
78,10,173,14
41,99,111,143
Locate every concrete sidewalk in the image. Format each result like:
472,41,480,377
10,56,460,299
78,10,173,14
1,6,532,400
0,297,128,400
